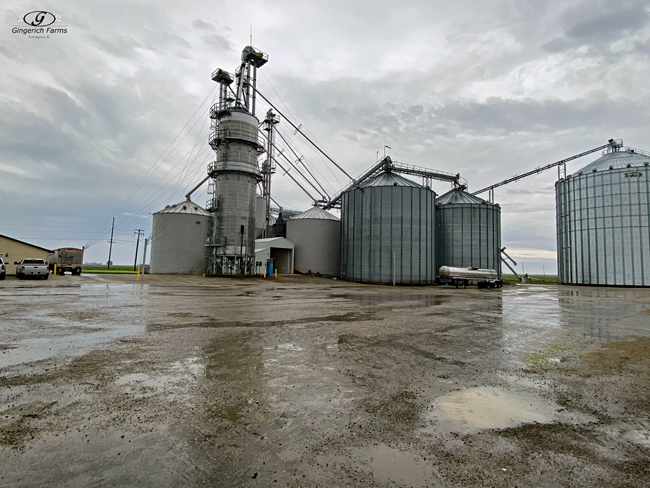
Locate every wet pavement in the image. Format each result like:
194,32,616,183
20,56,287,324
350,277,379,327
0,274,649,486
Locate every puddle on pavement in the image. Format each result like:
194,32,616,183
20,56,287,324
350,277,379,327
426,386,556,433
350,444,441,487
0,325,145,369
329,293,446,308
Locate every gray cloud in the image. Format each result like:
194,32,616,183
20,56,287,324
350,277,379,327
201,33,233,51
543,1,650,52
432,97,646,133
192,19,216,31
565,4,649,39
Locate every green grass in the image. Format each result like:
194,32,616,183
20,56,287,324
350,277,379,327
502,273,558,284
82,265,138,274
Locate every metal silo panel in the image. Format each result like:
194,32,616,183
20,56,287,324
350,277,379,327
391,186,402,283
353,188,362,281
380,186,392,281
436,195,501,275
286,218,341,277
411,187,422,283
151,212,210,274
556,165,650,286
340,181,436,284
361,187,372,282
402,187,413,282
369,187,382,282
341,192,350,279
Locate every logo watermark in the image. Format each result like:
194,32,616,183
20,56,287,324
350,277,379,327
12,11,67,39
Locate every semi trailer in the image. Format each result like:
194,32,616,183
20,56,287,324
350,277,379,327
49,248,83,275
438,266,502,288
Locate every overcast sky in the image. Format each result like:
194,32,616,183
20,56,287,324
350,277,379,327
1,0,648,272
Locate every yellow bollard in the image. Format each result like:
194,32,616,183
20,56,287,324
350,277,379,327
274,269,277,278
263,268,267,278
137,266,140,281
53,264,57,275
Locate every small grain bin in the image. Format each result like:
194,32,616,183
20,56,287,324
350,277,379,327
150,200,211,274
286,206,340,276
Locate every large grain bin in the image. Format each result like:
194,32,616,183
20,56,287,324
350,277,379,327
556,147,650,286
286,206,340,276
436,188,501,274
150,200,211,274
340,171,436,284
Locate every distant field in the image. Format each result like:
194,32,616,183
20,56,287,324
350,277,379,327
82,265,138,274
502,273,558,284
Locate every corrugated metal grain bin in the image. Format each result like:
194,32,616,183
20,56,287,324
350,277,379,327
286,206,340,276
150,201,211,274
556,147,650,286
436,188,501,274
340,172,436,284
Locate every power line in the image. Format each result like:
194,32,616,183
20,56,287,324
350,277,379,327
254,88,353,181
84,85,218,249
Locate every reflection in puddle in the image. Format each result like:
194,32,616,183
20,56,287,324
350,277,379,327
329,293,446,309
351,444,441,487
0,326,145,369
428,386,555,432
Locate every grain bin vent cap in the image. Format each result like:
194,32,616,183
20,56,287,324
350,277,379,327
574,149,650,175
154,201,211,216
436,188,491,205
358,172,424,188
290,206,339,221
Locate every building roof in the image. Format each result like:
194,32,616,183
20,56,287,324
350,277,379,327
290,206,339,221
358,171,424,189
154,200,211,216
0,234,53,253
255,237,294,250
436,188,491,205
574,148,650,175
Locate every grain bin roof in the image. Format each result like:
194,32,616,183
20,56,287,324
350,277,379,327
154,200,210,216
575,149,650,174
436,188,490,205
358,172,423,188
290,206,339,221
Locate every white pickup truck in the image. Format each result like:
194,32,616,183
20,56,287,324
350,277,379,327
14,258,49,279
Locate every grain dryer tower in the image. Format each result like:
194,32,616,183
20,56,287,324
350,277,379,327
206,47,267,275
556,144,650,286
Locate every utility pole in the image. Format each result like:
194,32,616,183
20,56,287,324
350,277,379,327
133,229,145,271
141,238,148,272
107,217,115,269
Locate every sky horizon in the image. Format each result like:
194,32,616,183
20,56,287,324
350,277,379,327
2,1,649,274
